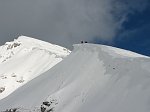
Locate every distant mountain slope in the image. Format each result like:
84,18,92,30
0,36,70,100
0,44,150,112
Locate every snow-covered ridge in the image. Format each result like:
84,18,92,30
0,36,70,100
17,36,70,55
0,36,70,63
74,44,149,58
0,44,149,112
101,45,149,58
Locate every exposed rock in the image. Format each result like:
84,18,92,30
0,87,5,93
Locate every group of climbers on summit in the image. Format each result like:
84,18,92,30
81,41,88,44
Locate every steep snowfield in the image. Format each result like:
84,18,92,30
0,44,150,112
0,36,70,100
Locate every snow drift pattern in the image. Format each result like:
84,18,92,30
0,43,150,112
0,36,70,100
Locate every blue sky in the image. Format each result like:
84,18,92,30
115,5,150,56
116,6,150,56
95,4,150,56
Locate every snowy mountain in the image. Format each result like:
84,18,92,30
0,43,150,112
0,36,70,100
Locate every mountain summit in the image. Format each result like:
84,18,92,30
0,36,70,100
0,43,150,112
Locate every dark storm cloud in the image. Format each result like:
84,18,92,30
0,0,149,48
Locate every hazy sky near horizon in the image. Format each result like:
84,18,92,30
0,0,149,55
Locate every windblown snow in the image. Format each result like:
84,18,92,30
0,41,150,112
0,36,70,100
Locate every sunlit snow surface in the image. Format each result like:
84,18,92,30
0,43,150,112
101,45,149,58
0,36,70,100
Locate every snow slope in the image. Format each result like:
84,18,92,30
0,36,70,100
0,44,150,112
